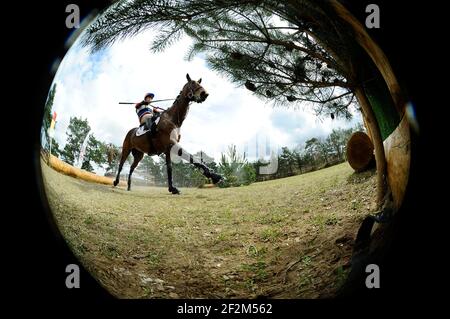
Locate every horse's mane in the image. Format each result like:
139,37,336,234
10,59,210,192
164,91,183,113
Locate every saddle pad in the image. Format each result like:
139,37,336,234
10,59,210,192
135,126,149,137
135,116,161,137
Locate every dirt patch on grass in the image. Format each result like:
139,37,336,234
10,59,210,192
41,159,376,298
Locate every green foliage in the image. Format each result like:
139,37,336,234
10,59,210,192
61,117,91,165
81,135,108,172
218,145,256,187
50,138,61,157
82,0,363,120
253,123,362,181
276,147,296,178
315,137,333,165
61,117,108,171
172,161,209,188
42,84,57,152
105,143,121,175
140,155,166,186
326,128,353,160
242,163,257,185
42,83,56,134
241,261,268,281
293,150,304,173
139,152,215,187
81,159,95,172
304,137,333,165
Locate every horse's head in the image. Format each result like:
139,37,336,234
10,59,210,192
182,73,209,103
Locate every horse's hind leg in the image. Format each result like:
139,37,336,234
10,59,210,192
128,149,144,191
114,144,131,187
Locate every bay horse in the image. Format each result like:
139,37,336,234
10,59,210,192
113,73,222,194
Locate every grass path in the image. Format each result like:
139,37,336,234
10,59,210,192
42,160,376,298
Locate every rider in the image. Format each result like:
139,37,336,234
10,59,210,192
135,92,162,132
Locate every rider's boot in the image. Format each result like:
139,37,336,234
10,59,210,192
145,117,153,132
150,115,158,135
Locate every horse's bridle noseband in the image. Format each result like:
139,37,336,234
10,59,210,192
185,82,207,103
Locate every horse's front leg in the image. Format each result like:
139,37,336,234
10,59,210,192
165,150,180,194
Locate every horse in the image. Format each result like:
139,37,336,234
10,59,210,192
113,73,222,194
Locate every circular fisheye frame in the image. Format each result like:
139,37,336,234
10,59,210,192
39,0,414,299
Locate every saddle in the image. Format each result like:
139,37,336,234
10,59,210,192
135,114,161,137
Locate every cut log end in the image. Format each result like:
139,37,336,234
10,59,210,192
346,131,375,172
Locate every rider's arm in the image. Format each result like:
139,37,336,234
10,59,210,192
135,101,150,109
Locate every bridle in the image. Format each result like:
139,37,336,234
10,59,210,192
168,80,207,126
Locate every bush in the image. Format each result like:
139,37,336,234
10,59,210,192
218,174,239,188
218,145,256,188
242,163,256,185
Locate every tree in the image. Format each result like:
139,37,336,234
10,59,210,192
140,152,213,187
292,149,304,173
277,146,296,178
141,155,166,185
304,137,319,163
242,163,256,185
218,144,255,187
173,161,209,187
326,128,352,161
192,151,218,185
83,1,356,119
83,0,394,206
42,84,57,137
81,158,94,172
81,135,108,172
105,143,121,175
300,148,315,169
42,83,57,152
353,122,365,133
61,117,91,165
136,155,152,183
252,159,272,181
49,138,61,157
316,138,333,165
304,136,334,166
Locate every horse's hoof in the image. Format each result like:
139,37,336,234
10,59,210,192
113,180,119,187
169,187,180,195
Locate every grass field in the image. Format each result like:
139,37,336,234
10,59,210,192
41,159,376,298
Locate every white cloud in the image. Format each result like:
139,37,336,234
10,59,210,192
48,27,361,174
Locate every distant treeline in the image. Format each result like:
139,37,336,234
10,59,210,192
43,112,363,188
254,124,364,182
131,123,364,188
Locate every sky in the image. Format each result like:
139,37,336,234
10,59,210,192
47,22,361,175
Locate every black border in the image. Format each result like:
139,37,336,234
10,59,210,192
13,0,436,310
